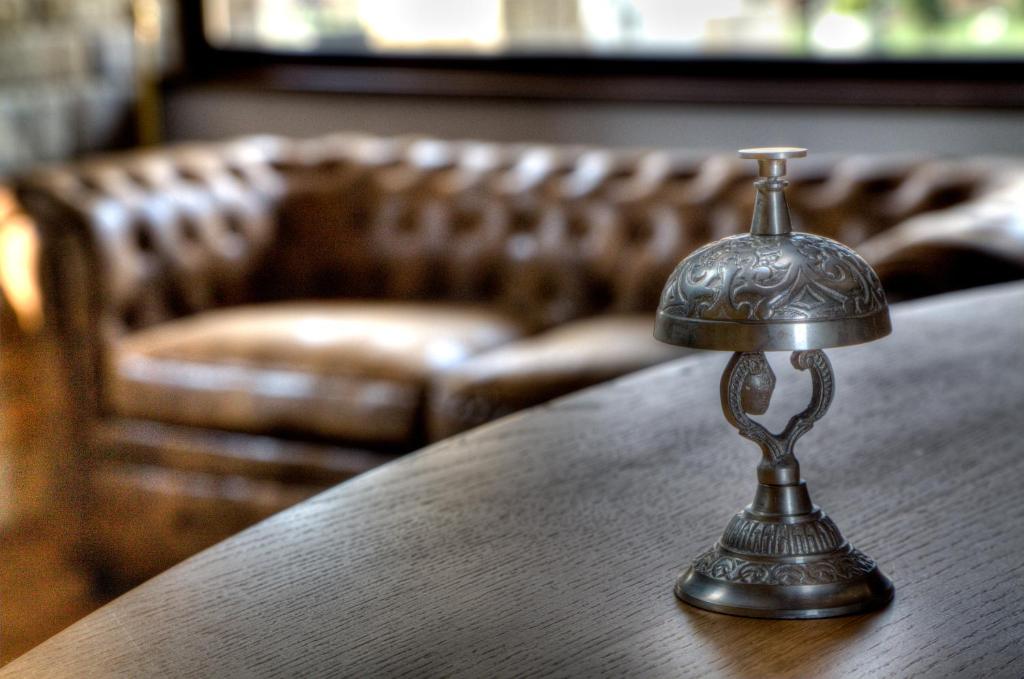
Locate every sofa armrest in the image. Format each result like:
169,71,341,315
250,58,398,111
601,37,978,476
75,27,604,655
427,314,692,441
859,168,1024,301
18,136,286,335
16,137,287,416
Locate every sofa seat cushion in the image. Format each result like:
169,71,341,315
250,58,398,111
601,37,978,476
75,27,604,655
427,314,693,441
109,302,525,445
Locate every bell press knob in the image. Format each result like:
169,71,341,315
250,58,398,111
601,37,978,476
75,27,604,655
738,146,807,179
738,147,807,236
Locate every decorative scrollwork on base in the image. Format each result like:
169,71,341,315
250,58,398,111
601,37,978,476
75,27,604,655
720,513,843,556
692,545,876,586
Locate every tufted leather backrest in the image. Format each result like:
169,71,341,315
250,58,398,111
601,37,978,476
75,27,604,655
19,137,286,343
271,134,999,327
21,133,1006,341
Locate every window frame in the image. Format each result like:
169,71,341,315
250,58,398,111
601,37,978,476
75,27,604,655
177,0,1024,108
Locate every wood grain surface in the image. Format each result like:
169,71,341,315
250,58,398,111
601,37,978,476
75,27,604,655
5,283,1024,678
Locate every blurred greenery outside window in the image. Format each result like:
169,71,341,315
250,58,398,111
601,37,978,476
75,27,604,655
202,0,1024,58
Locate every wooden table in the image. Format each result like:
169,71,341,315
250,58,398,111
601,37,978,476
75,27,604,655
5,283,1024,678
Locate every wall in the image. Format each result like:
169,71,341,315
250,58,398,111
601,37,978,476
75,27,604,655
0,0,180,176
164,85,1024,154
0,0,136,175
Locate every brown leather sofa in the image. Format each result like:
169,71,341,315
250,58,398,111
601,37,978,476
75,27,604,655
18,133,1024,590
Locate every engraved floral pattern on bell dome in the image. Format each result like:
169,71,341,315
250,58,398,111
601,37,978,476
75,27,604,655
659,233,887,323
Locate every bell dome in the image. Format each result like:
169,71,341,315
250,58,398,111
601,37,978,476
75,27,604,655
655,232,891,351
654,148,891,352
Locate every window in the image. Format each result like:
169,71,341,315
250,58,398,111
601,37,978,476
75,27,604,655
202,0,1024,59
182,1,1024,108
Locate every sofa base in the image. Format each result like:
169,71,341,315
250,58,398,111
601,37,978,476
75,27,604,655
82,419,399,590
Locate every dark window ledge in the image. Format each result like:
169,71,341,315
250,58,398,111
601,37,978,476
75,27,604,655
173,55,1024,109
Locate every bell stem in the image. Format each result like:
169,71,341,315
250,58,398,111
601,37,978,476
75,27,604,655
750,177,792,236
757,457,801,486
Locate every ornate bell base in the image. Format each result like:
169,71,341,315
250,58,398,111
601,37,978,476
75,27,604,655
675,550,894,619
675,481,893,619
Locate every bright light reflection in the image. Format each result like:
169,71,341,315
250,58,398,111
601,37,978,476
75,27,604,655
0,188,43,333
793,323,808,348
292,316,424,352
810,11,871,53
358,0,503,50
969,7,1010,46
425,339,467,368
